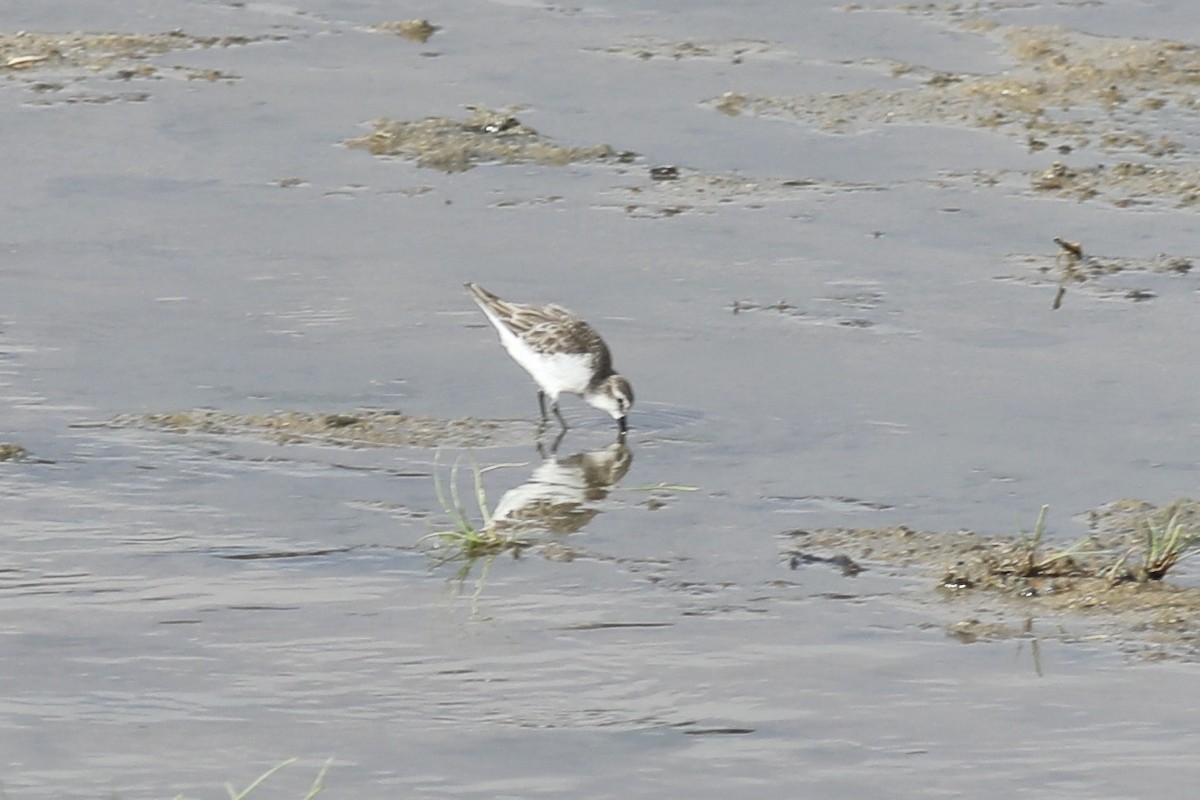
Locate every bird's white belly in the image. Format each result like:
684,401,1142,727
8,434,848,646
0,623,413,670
503,339,593,397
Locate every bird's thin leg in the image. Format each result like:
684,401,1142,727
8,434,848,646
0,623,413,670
548,426,566,455
552,401,569,431
537,391,549,423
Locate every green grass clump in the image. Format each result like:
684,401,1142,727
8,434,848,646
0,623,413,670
1141,507,1200,579
1110,503,1200,582
1017,502,1200,584
420,452,527,561
954,503,1200,591
1012,504,1093,577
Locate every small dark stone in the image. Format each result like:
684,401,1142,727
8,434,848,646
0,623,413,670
828,554,863,577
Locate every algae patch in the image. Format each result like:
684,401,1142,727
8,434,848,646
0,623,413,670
0,443,27,461
105,409,531,449
611,171,838,217
346,106,631,173
371,19,440,43
711,23,1200,149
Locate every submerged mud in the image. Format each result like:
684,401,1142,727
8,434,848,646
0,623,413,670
707,14,1200,207
0,30,275,91
105,409,533,448
783,499,1200,659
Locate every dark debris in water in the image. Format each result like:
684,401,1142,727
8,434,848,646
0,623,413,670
681,726,756,736
104,409,531,448
219,546,358,561
346,106,632,173
788,551,863,577
999,237,1195,308
592,35,781,64
730,291,892,331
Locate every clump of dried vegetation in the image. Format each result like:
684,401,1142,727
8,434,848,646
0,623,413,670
346,106,629,173
939,502,1200,592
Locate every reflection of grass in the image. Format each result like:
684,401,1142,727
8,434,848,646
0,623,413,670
420,453,527,562
171,758,328,800
419,453,532,615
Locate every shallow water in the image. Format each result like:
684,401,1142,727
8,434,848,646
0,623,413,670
4,0,1200,797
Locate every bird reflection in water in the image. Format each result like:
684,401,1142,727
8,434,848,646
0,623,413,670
491,438,633,536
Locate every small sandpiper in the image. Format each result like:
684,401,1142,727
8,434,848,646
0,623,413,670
465,283,634,435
